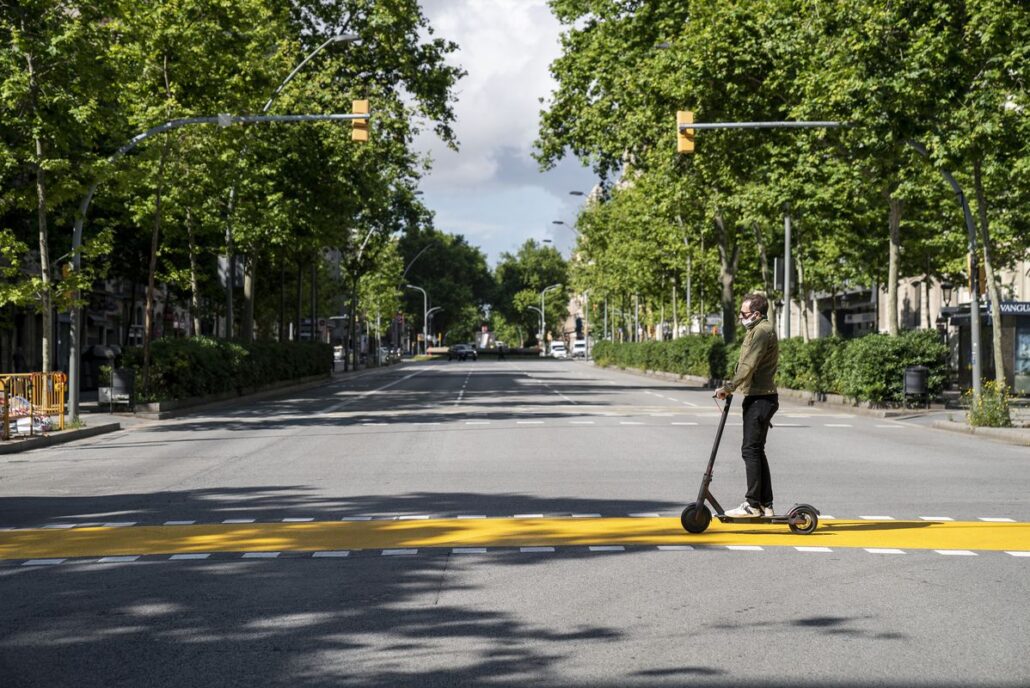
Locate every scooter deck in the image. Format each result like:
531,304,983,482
715,515,793,525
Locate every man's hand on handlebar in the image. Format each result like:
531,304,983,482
714,388,730,400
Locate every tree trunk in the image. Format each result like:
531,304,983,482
797,258,810,342
25,48,52,373
279,255,286,343
714,212,739,344
752,223,776,330
142,143,169,392
973,158,1006,386
349,276,359,371
295,260,303,342
242,256,255,342
671,279,678,339
125,281,137,348
186,208,202,336
830,290,839,337
310,261,316,345
887,196,903,336
33,137,52,373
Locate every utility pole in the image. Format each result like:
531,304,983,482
784,206,792,340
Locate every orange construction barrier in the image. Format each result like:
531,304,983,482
0,372,66,440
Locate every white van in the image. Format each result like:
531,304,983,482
572,340,587,358
549,342,568,359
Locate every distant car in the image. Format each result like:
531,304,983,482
448,344,478,361
572,340,587,358
549,342,568,359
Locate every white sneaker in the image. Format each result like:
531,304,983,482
762,505,774,518
725,502,762,518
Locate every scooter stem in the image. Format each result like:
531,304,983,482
695,395,732,506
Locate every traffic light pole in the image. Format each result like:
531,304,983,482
677,117,983,402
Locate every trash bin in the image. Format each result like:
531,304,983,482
903,365,930,408
111,368,135,409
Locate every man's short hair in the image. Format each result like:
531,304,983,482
743,293,769,315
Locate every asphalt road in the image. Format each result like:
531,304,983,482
1,359,1027,687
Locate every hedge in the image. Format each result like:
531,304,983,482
592,336,726,381
595,329,949,404
121,336,332,402
777,337,846,393
827,330,948,403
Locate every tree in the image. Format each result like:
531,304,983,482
494,240,569,346
0,0,122,371
399,228,494,346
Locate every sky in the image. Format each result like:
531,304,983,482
415,0,597,265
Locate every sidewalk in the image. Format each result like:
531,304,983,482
588,360,1030,447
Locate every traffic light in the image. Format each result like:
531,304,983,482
968,254,986,294
352,99,369,142
676,110,694,154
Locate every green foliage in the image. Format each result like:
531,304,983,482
828,330,949,403
122,336,330,401
602,329,949,404
965,380,1013,428
592,336,726,381
398,228,495,345
494,240,569,346
776,337,846,393
537,0,1030,355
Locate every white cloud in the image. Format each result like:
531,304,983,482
414,0,596,262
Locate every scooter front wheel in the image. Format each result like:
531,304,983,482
787,505,819,535
681,502,712,534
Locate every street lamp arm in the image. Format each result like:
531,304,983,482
402,242,434,279
262,34,360,114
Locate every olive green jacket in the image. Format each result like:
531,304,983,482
723,317,778,396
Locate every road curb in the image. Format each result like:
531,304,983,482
931,420,1030,447
0,423,122,455
114,365,395,420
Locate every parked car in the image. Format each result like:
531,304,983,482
448,344,478,361
572,340,587,358
549,342,568,359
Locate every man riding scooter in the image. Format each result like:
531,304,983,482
715,293,779,518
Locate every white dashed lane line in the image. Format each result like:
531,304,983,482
7,543,1030,567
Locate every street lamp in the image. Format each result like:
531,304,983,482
541,283,562,356
581,288,592,358
426,306,443,347
405,284,428,355
941,282,953,307
226,32,361,341
65,33,363,420
527,305,545,355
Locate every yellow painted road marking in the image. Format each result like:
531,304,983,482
0,518,1028,561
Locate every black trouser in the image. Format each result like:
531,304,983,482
741,394,778,508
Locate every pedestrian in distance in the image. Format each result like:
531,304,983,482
715,293,779,518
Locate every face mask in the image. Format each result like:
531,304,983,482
741,312,760,328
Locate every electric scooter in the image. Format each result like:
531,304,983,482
680,394,820,535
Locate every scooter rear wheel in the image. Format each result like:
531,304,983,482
681,503,711,534
787,505,819,535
